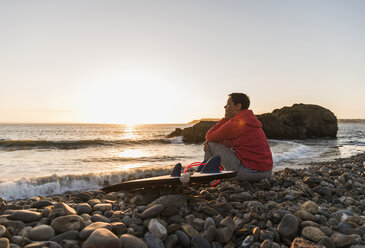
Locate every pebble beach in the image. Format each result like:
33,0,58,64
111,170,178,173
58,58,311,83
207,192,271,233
0,152,364,248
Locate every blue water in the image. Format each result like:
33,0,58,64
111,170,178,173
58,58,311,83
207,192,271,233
0,122,364,200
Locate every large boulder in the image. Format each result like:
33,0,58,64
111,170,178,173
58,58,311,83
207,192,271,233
258,104,338,139
171,121,217,143
167,104,338,142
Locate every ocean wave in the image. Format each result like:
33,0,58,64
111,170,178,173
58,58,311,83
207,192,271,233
0,139,173,151
80,155,188,163
0,167,174,201
271,140,312,164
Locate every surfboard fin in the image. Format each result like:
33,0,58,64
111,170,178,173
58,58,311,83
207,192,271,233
171,163,182,177
196,159,207,172
201,155,221,173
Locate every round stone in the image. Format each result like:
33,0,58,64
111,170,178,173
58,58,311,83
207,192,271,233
229,192,253,202
76,203,92,215
181,224,199,238
295,210,315,221
302,226,326,242
82,228,120,248
144,233,164,248
10,210,42,223
302,201,319,214
120,234,147,248
148,219,167,240
141,204,164,219
30,201,53,209
49,203,76,218
216,227,233,243
219,217,235,232
330,233,353,248
241,235,254,248
164,234,178,248
91,214,111,223
191,235,210,248
93,203,112,212
0,238,9,248
203,225,216,242
291,237,324,247
175,230,190,248
79,222,112,239
111,222,127,236
318,237,335,248
51,215,83,233
277,214,299,240
0,225,6,237
49,230,79,243
204,217,215,230
29,225,55,241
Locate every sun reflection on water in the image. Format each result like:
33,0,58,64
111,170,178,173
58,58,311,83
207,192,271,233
119,149,146,158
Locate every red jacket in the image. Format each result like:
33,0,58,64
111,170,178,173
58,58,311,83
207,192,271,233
206,109,273,171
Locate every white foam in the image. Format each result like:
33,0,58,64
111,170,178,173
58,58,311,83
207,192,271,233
271,140,312,164
168,136,183,144
0,167,172,201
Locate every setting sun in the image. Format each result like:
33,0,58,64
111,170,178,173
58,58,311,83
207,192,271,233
78,71,181,124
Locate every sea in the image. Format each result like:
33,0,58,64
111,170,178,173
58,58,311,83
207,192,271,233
0,122,364,201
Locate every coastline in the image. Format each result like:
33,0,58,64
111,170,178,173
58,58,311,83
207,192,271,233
0,152,364,247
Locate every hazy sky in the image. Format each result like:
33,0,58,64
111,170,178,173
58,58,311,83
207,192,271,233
1,0,364,124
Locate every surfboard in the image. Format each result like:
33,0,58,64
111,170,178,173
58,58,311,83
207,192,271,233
101,155,237,192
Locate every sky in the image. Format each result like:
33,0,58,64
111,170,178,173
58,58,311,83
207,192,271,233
0,0,364,124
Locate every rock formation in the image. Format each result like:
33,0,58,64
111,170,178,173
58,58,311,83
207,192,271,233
167,104,338,143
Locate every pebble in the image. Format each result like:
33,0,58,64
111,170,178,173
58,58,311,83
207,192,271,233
216,227,232,243
318,237,335,248
203,225,216,242
91,213,111,223
0,238,9,248
295,210,315,221
24,241,61,248
229,192,253,202
175,230,190,247
290,237,324,247
93,203,112,212
9,210,42,223
301,201,319,214
181,224,199,238
76,203,92,215
51,215,83,233
191,235,211,248
241,235,254,248
204,217,216,230
49,230,79,243
144,233,165,248
30,200,53,209
120,234,147,248
141,204,165,219
148,219,167,240
0,225,5,237
82,228,120,248
220,217,235,232
164,234,178,248
277,214,299,240
29,225,55,241
148,194,187,209
49,202,76,218
301,226,326,242
79,221,112,239
330,233,353,247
